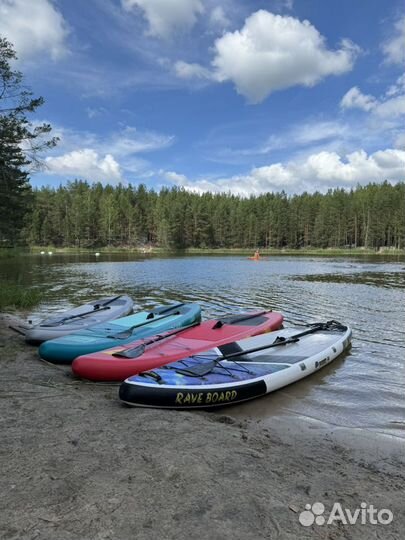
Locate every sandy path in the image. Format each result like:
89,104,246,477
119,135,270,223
0,315,403,540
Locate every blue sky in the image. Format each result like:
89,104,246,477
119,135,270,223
1,0,404,195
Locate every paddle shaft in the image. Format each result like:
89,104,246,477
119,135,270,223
117,310,266,347
46,295,123,326
216,323,344,362
93,294,123,310
112,321,201,357
109,309,183,338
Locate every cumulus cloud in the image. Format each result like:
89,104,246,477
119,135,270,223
163,148,405,196
340,86,377,112
163,171,189,185
0,0,69,60
122,0,203,39
176,10,358,103
45,150,122,182
340,76,405,120
382,16,405,65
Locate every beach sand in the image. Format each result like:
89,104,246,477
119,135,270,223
1,314,403,540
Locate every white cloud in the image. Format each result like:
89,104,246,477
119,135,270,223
382,16,405,65
86,107,107,119
386,73,405,97
0,0,69,60
290,120,348,146
209,6,230,29
106,126,174,156
163,148,405,196
122,0,203,39
50,124,174,158
198,119,351,167
45,150,122,182
40,124,174,182
174,60,216,81
340,77,405,121
394,132,405,149
340,86,377,112
163,171,189,185
301,150,375,183
374,94,405,119
283,0,294,9
176,10,358,103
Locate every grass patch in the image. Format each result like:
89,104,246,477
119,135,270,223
0,247,26,259
0,284,43,310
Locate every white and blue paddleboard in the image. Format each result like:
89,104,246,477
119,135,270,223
25,295,133,345
119,321,352,409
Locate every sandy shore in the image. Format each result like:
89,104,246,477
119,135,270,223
1,314,403,540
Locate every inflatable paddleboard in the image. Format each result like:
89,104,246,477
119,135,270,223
72,310,284,381
39,302,201,364
25,295,133,344
119,320,351,409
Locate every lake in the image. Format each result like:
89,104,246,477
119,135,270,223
1,252,404,439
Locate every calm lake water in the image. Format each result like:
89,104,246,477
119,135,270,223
1,253,405,439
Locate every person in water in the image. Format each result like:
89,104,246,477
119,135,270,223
253,249,260,260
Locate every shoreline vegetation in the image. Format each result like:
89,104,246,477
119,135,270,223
0,283,42,311
1,245,405,257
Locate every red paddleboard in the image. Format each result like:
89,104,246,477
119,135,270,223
72,311,283,381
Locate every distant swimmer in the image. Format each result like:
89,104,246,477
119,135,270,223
248,249,260,261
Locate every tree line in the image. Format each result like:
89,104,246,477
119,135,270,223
24,180,405,250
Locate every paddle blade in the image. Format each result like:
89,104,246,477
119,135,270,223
112,344,146,359
213,310,267,329
108,329,134,340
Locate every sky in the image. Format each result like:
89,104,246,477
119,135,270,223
1,0,404,195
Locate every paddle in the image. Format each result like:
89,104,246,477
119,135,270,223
107,303,185,340
163,320,347,379
112,321,201,358
215,320,348,362
212,310,267,329
44,295,123,327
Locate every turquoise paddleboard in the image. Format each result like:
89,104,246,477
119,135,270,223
39,303,201,364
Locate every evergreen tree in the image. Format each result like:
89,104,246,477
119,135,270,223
0,37,57,244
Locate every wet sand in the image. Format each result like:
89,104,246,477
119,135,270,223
1,314,404,540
